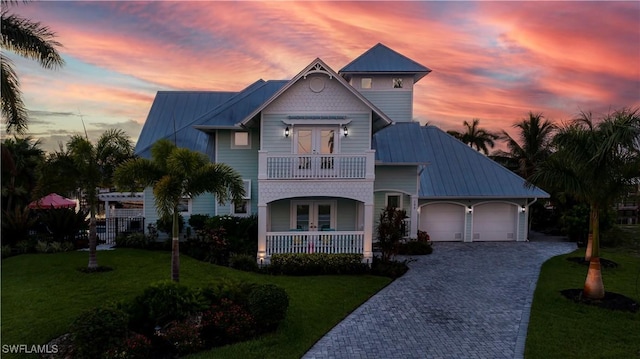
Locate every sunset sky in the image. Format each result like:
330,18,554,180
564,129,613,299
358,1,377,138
3,1,639,152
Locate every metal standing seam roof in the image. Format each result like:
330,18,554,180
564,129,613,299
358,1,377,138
339,43,432,82
134,91,236,158
372,122,549,199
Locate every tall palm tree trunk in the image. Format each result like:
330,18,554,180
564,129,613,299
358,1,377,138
171,208,180,282
584,216,593,261
87,204,98,269
583,204,604,299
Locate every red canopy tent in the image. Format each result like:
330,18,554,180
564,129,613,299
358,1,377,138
28,193,77,209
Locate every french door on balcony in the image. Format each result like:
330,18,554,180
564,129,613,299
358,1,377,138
294,127,338,177
291,200,336,231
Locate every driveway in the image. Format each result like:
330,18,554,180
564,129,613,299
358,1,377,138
303,240,576,359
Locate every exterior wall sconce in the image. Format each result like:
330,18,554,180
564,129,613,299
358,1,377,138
284,126,290,137
343,125,348,137
521,206,526,213
467,206,473,214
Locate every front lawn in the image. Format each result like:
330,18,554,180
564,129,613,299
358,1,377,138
1,249,390,358
525,248,640,358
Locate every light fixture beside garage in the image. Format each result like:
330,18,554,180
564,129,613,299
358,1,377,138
521,206,526,213
467,206,473,213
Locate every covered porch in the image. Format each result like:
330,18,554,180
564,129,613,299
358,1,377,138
256,186,375,263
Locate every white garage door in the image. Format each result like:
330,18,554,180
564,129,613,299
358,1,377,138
420,203,465,241
472,203,517,241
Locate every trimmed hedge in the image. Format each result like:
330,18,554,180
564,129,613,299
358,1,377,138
269,253,368,275
397,240,433,255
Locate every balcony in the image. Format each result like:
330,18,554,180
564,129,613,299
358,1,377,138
259,151,375,180
265,231,364,255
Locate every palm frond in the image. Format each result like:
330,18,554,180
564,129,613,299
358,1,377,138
0,55,28,133
1,11,64,69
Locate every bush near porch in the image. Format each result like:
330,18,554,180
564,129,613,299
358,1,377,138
1,249,390,359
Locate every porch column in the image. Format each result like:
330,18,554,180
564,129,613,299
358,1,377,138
410,195,418,238
257,204,268,265
363,203,374,263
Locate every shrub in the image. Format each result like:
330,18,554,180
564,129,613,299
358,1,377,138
204,215,257,255
398,240,433,255
229,254,259,272
160,318,204,356
156,214,184,235
115,232,149,249
69,306,129,359
105,332,152,359
184,227,229,265
1,245,12,258
200,279,256,307
14,239,34,254
61,241,76,252
35,240,50,253
188,214,210,231
376,206,407,261
37,208,89,243
247,284,289,332
1,207,37,245
269,253,367,275
370,256,410,279
126,281,205,335
49,241,63,253
201,298,255,347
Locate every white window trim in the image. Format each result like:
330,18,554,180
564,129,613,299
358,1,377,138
231,199,251,217
177,197,192,215
242,179,251,199
361,77,372,89
290,200,337,231
385,193,403,210
231,131,251,149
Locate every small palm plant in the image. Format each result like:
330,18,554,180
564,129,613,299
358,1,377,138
114,139,244,282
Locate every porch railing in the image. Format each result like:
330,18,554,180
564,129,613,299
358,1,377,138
259,151,375,180
266,231,364,255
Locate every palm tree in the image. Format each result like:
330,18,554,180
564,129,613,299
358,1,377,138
495,112,556,179
447,118,499,155
39,129,135,268
1,136,44,211
1,0,64,133
113,139,245,282
530,108,640,299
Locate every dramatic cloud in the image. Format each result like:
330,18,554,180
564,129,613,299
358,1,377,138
5,1,639,152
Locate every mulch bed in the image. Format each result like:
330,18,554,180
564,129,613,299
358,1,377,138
566,257,618,268
561,289,639,313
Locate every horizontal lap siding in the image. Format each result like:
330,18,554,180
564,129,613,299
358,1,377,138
360,90,412,123
269,200,290,231
374,166,418,194
216,129,259,215
336,198,358,231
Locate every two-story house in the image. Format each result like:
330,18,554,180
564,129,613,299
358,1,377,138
135,43,549,263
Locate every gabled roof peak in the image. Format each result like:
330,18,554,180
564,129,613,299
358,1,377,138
339,43,431,82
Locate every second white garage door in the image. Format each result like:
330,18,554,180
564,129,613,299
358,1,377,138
472,203,518,241
420,203,465,241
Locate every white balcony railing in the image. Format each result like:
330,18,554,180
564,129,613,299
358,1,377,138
266,231,364,255
259,151,375,180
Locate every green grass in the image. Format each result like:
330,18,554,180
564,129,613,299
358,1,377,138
525,248,640,359
1,249,390,358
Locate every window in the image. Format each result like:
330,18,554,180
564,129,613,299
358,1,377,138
361,78,372,89
232,200,250,216
232,180,251,216
177,198,191,214
231,132,250,149
393,78,403,88
385,193,402,209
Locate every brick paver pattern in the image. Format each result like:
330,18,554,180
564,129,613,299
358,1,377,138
303,241,576,359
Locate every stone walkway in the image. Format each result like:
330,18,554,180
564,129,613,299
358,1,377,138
303,240,576,359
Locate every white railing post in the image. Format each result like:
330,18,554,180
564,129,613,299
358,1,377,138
258,151,268,180
365,150,375,180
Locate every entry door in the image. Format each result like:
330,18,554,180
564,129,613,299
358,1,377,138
295,128,337,175
293,201,335,231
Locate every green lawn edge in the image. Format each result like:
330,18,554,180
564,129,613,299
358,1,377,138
1,249,391,359
525,249,640,359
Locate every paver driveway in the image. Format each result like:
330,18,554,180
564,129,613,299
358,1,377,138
303,241,576,359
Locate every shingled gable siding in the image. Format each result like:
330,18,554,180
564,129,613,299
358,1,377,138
215,128,259,215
